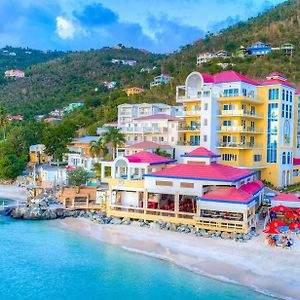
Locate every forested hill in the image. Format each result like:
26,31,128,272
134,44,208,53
1,0,300,117
0,47,162,117
0,46,64,76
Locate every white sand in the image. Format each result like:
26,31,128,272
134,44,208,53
58,217,300,300
0,185,27,202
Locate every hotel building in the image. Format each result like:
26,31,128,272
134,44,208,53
176,70,300,188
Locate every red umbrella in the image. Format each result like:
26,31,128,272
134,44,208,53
285,212,299,219
263,227,281,234
270,205,293,213
268,220,286,228
289,223,300,230
295,208,300,214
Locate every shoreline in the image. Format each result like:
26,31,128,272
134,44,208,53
58,217,300,300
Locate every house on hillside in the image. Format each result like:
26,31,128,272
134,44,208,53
150,73,173,88
29,144,51,164
123,87,145,96
281,43,294,56
246,41,272,56
4,69,25,78
111,59,137,66
103,81,117,89
6,115,24,121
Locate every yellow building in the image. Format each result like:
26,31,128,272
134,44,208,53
123,87,145,96
101,148,264,234
177,71,299,188
29,144,51,164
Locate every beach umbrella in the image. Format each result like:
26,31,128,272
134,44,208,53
285,212,299,219
289,222,300,230
277,226,289,233
263,227,281,234
270,205,293,213
268,220,286,228
295,208,300,214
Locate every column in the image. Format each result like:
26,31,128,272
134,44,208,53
143,190,148,214
174,192,179,218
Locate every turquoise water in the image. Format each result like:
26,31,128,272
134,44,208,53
0,211,272,299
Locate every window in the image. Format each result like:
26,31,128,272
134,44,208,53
242,88,247,96
222,154,237,161
282,89,285,101
290,91,293,102
156,180,173,186
224,89,239,97
203,91,210,97
285,104,289,118
254,155,262,162
223,120,232,126
286,90,289,102
289,105,292,119
223,104,232,110
269,88,279,100
287,152,291,164
281,104,285,118
203,135,207,142
241,136,246,143
293,169,299,177
204,119,208,126
282,152,286,164
180,182,194,188
267,103,278,163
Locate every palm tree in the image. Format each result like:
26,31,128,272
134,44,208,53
154,148,171,158
92,162,102,179
89,136,108,158
104,127,126,159
0,106,8,140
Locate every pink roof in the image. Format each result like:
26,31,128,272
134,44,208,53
126,141,172,149
183,147,220,157
272,193,300,202
124,151,175,164
239,180,264,195
147,163,252,182
200,187,253,203
259,78,295,89
161,73,172,77
134,114,182,121
213,70,258,85
202,73,214,83
267,72,287,79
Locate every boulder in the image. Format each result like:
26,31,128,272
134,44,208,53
149,222,160,229
110,218,122,225
221,232,231,239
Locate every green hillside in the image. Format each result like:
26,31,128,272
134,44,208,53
0,47,162,117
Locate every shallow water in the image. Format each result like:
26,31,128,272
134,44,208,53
0,207,272,299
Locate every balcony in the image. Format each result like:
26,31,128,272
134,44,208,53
123,127,168,134
217,110,263,119
178,125,200,132
183,110,201,117
217,126,263,134
217,94,264,104
217,142,263,149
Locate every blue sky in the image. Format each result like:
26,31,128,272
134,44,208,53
0,0,285,53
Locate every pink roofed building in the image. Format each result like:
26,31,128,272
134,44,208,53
4,69,25,78
6,115,24,121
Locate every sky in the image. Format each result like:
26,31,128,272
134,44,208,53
0,0,286,53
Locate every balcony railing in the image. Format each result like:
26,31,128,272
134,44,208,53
217,94,263,104
123,127,168,134
217,142,263,149
183,110,201,117
178,125,200,132
217,126,263,134
217,110,264,118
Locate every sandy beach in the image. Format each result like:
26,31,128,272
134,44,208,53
0,185,27,202
58,217,300,300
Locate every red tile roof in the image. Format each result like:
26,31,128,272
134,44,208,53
239,180,264,195
124,151,175,164
259,78,295,89
147,163,252,182
134,114,182,121
125,141,172,149
200,187,253,203
213,70,258,85
293,158,300,165
183,147,220,157
272,193,300,202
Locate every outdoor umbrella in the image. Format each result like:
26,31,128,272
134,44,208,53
277,226,289,233
289,223,300,230
270,205,293,213
285,212,299,219
263,227,282,234
295,208,300,214
268,220,286,228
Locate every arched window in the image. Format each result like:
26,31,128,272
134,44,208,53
282,152,286,164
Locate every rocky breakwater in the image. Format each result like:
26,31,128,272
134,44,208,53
10,190,77,220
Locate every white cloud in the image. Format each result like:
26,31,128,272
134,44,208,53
55,16,75,39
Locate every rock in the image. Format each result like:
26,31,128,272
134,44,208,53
131,221,141,227
230,232,238,240
215,231,222,237
221,232,231,239
121,218,131,225
170,223,177,231
149,222,160,229
110,218,122,225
